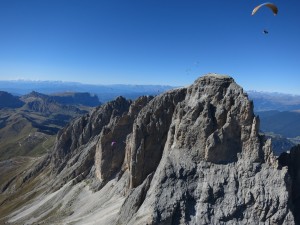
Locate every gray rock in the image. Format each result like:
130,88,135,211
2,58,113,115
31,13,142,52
121,74,294,224
95,95,153,183
2,74,296,225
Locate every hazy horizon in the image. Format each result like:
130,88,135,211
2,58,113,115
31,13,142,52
0,78,175,86
1,78,300,96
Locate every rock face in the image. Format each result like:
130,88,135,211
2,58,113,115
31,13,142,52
278,145,300,224
1,74,296,225
118,75,293,224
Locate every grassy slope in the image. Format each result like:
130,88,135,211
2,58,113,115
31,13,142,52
0,109,56,160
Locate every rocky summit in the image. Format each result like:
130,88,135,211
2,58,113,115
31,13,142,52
0,74,297,224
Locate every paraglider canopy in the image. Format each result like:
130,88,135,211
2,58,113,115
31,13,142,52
251,3,278,34
251,3,278,16
111,141,116,146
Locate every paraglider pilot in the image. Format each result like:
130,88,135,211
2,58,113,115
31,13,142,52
263,29,269,34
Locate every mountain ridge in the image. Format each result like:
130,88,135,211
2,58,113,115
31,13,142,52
0,80,174,102
0,91,100,160
2,79,300,109
0,74,297,224
247,90,300,112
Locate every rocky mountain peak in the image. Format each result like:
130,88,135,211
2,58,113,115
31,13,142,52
166,74,262,164
1,74,296,225
22,91,50,101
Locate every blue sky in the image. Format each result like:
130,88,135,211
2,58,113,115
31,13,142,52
0,0,299,94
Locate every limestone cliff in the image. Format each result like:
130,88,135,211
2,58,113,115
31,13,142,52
1,74,296,225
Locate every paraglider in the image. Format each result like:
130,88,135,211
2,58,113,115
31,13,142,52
251,2,278,34
111,141,116,147
263,29,269,34
251,2,278,16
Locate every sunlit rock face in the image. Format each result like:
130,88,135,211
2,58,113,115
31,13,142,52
3,74,295,225
95,95,153,183
118,74,293,225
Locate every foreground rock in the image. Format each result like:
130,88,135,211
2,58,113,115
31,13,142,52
0,74,296,224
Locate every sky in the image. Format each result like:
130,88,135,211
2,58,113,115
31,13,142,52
0,0,299,94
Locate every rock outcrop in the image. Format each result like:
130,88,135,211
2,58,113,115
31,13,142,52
1,74,296,225
118,75,293,224
278,145,300,224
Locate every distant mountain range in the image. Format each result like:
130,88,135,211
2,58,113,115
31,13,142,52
1,80,300,108
0,91,24,108
247,90,300,111
0,80,174,102
0,90,100,109
2,80,300,156
245,91,300,155
0,90,100,160
257,110,300,138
